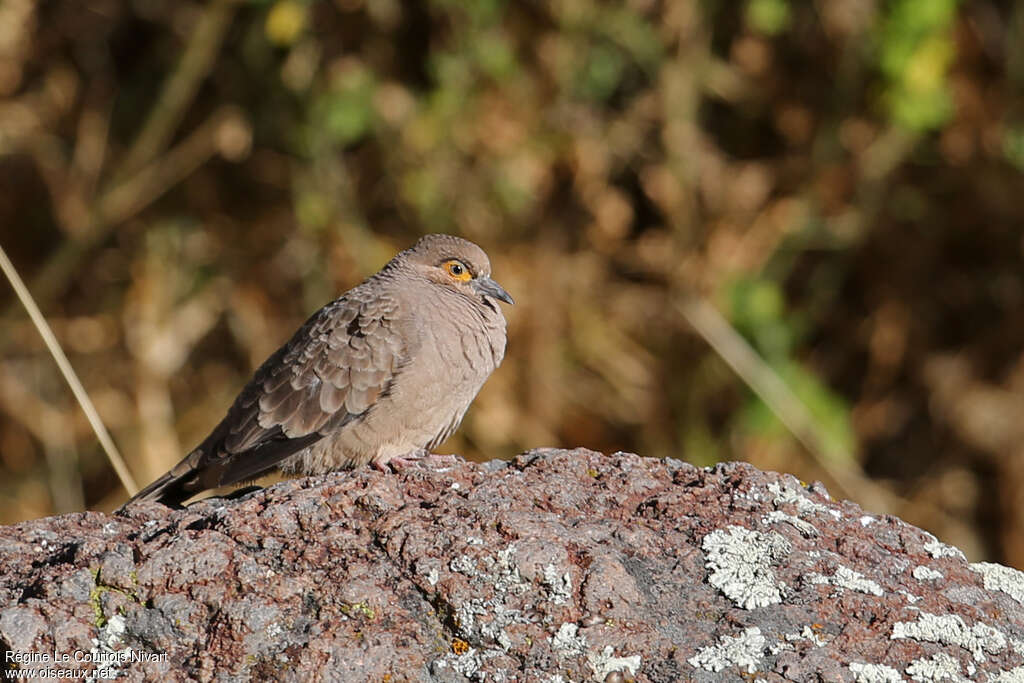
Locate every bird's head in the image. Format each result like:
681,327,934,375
400,234,514,307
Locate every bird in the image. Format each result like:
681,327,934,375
122,234,513,507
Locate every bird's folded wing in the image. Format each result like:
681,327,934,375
195,291,408,486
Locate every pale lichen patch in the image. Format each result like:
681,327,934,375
849,662,903,682
763,510,818,537
891,613,1006,663
432,646,503,681
768,481,840,519
687,626,766,674
449,544,531,652
900,590,922,604
784,625,829,647
912,566,943,581
549,623,586,657
702,525,790,609
809,565,884,597
88,613,131,679
450,555,477,575
587,646,641,681
542,564,573,606
922,535,966,562
969,562,1024,606
905,652,967,682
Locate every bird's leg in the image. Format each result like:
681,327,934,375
370,456,403,473
385,449,462,472
370,449,428,472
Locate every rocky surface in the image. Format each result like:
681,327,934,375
1,448,1024,682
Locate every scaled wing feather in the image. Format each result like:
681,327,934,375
195,291,405,487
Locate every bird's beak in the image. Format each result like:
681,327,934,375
473,276,514,305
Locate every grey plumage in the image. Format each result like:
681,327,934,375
125,234,513,506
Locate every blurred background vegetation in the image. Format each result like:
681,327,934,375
2,0,1024,567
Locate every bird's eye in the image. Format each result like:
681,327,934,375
444,260,472,282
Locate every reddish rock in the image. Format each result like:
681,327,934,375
1,448,1023,681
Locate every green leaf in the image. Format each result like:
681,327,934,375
746,0,791,36
876,0,960,131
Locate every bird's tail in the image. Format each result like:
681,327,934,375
117,453,206,510
122,471,189,508
118,432,323,511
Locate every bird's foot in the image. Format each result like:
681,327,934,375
381,450,462,472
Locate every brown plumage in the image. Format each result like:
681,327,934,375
124,234,513,507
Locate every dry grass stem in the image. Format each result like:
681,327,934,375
0,243,138,496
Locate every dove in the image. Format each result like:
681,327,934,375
124,234,512,506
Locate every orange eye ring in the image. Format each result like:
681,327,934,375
444,260,472,282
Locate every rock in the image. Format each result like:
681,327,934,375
1,448,1023,681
